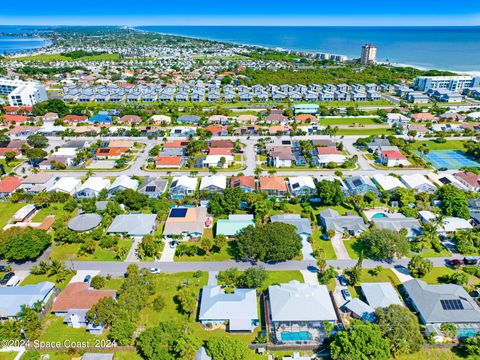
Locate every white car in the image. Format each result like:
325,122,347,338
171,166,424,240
149,268,161,274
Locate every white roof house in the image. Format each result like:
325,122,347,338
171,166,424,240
202,155,234,168
400,174,436,192
75,177,111,198
371,174,405,191
48,177,82,195
171,176,198,192
198,286,258,332
108,175,138,193
52,147,77,157
441,217,473,233
425,173,468,191
150,115,171,123
199,175,227,192
268,281,337,323
288,176,316,195
361,282,403,309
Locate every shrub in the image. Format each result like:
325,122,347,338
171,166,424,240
152,296,166,312
90,275,105,289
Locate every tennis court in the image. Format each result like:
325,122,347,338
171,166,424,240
421,150,480,169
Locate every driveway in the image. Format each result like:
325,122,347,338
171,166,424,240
69,270,99,283
391,266,413,283
159,241,176,262
302,235,315,261
208,271,218,285
331,234,351,260
300,270,318,285
125,237,142,262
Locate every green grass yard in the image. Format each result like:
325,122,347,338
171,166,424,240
0,159,22,174
21,272,75,290
0,202,26,227
311,229,337,260
347,268,401,297
318,117,380,125
408,140,467,151
395,347,461,360
40,314,108,343
49,239,132,261
421,267,480,287
32,204,73,222
336,128,396,136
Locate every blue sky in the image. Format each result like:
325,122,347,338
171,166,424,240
1,0,479,26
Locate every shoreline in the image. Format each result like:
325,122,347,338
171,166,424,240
135,26,480,74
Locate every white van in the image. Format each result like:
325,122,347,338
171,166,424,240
6,276,20,287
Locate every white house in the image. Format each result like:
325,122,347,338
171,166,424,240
169,176,197,198
202,155,234,168
288,176,316,196
48,177,82,195
400,174,436,193
379,150,410,167
75,177,111,199
371,174,405,191
108,175,138,195
199,175,227,193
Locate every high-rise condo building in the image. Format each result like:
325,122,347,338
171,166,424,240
361,44,377,65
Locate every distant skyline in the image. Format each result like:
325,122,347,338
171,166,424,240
1,0,479,26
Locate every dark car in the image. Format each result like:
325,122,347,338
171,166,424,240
0,272,15,285
0,265,7,273
83,275,91,283
438,167,448,171
464,257,478,265
447,259,464,267
338,275,348,286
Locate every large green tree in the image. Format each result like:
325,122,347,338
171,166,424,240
408,255,433,278
375,305,424,357
437,184,469,220
236,223,302,262
0,228,51,262
358,228,410,260
454,228,480,255
206,335,251,360
26,134,48,149
315,179,344,206
330,321,391,360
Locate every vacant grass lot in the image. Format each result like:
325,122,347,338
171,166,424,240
408,140,467,151
49,239,132,261
336,128,396,136
319,117,380,125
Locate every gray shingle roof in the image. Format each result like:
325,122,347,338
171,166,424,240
107,213,156,236
270,214,312,235
403,279,480,324
361,282,403,309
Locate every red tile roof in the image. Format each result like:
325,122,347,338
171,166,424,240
3,114,28,123
316,147,342,155
205,125,227,135
3,106,32,113
259,176,287,191
382,150,406,159
0,176,22,193
155,156,182,166
230,176,255,189
210,139,233,148
295,114,317,122
209,147,233,156
455,171,480,187
95,148,128,157
51,282,116,312
164,140,190,148
62,115,88,123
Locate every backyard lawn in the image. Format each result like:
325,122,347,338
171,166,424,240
40,314,108,343
0,202,26,227
32,204,74,222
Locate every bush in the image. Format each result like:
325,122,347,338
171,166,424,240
90,275,105,289
152,296,166,312
438,272,469,285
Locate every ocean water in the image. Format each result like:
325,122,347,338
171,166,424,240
0,26,51,54
138,26,480,72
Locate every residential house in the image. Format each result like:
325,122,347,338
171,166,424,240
203,155,234,168
48,177,82,195
155,156,183,169
199,175,227,193
268,281,337,344
216,214,254,237
230,176,256,192
454,172,480,192
344,176,379,195
288,176,316,196
319,208,367,236
403,279,480,339
138,177,168,198
400,174,436,193
371,174,405,191
372,214,422,239
107,213,157,236
169,176,197,199
95,147,129,160
0,282,54,320
316,147,346,167
361,282,403,309
20,173,56,194
270,147,295,168
163,207,208,238
75,177,111,199
379,150,410,167
259,176,288,197
198,285,258,332
270,214,312,237
0,176,22,198
108,175,138,195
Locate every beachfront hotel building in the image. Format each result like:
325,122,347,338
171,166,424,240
360,44,377,65
414,76,480,93
0,78,48,106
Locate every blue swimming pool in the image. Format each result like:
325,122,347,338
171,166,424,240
372,213,387,219
280,331,312,341
419,150,480,170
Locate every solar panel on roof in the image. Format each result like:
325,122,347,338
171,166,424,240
440,299,464,310
352,179,363,187
170,208,188,218
145,186,156,192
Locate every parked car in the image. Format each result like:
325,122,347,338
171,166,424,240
438,167,448,172
169,241,177,249
0,265,7,273
338,275,348,286
0,272,15,286
83,275,91,283
447,259,464,267
464,257,478,265
341,289,352,301
149,268,161,274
